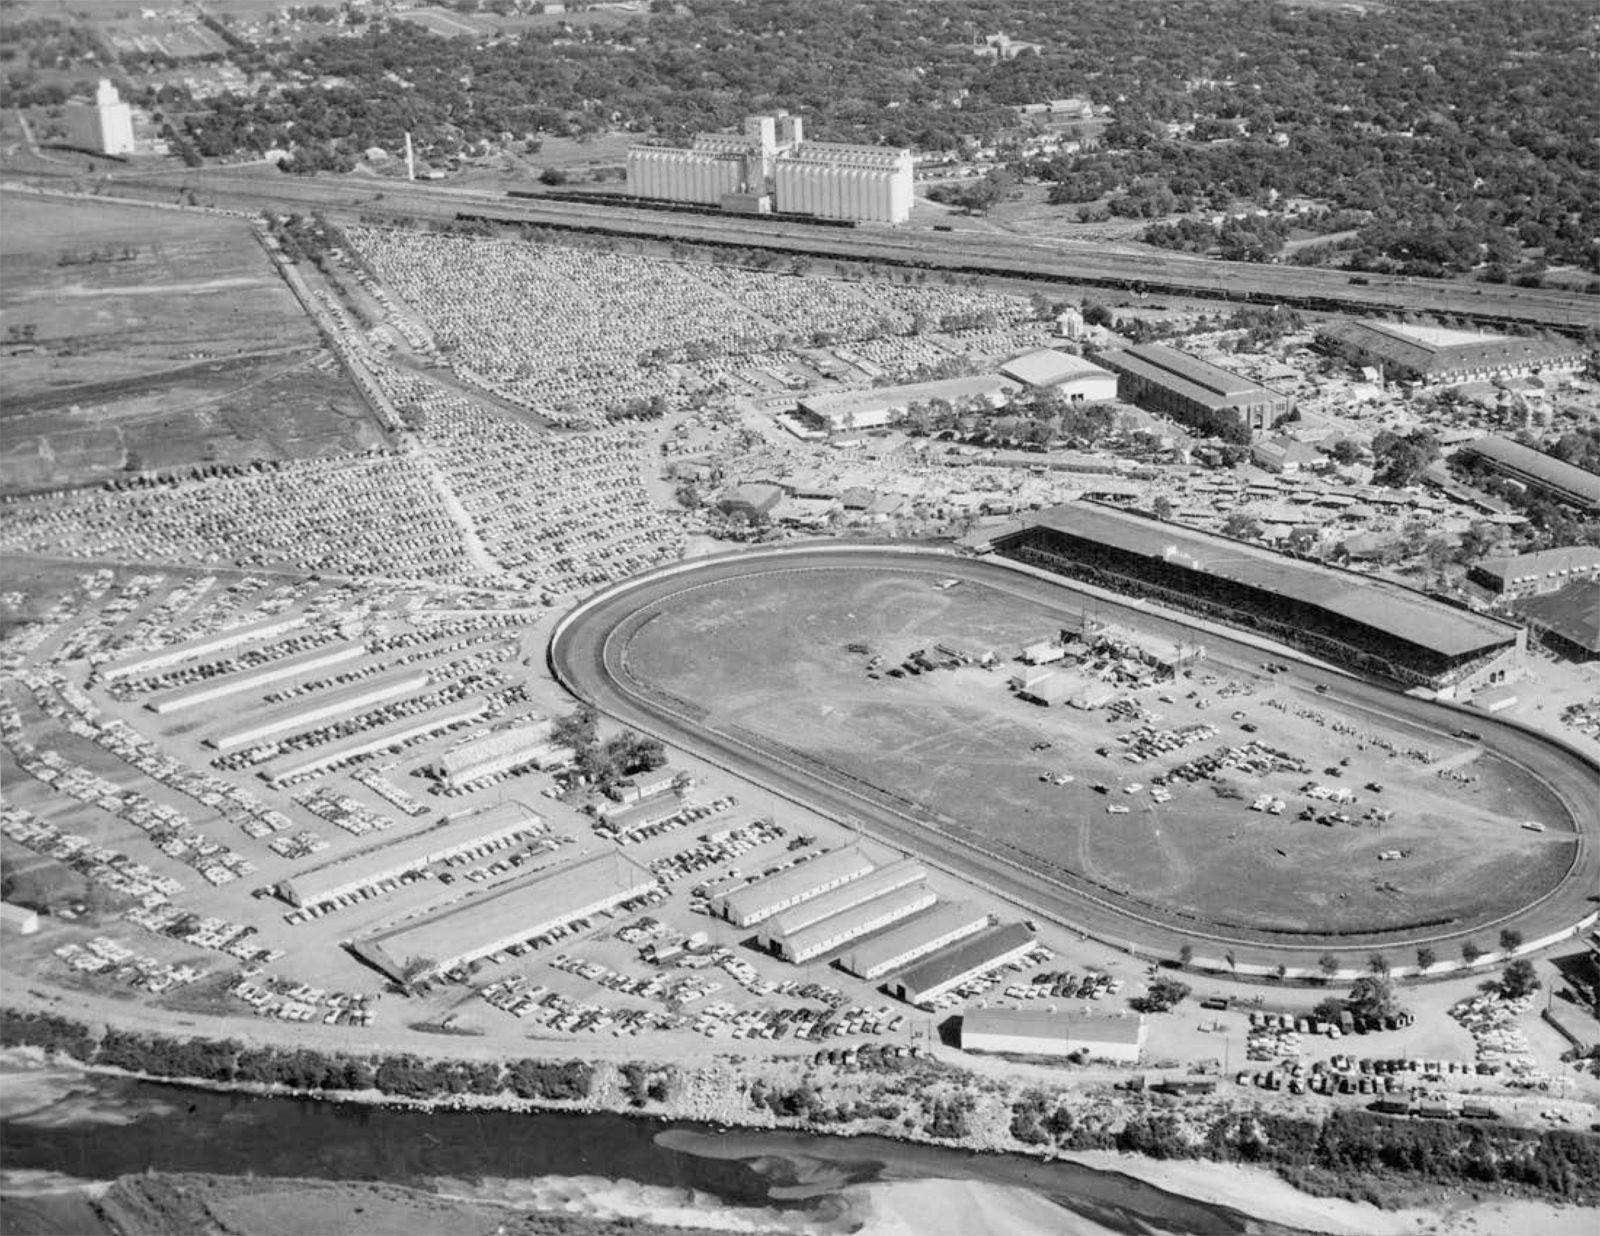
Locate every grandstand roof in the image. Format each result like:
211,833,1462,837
1096,344,1283,410
352,850,654,980
1519,580,1600,655
1458,438,1600,511
1025,503,1518,659
1319,321,1582,379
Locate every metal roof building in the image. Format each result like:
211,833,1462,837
962,1007,1146,1062
1317,321,1587,386
888,922,1036,1006
767,882,936,963
715,848,874,927
277,800,544,908
351,850,656,982
1095,343,1292,431
1000,349,1118,401
103,615,307,681
1456,438,1600,514
759,859,927,943
1470,546,1600,597
434,717,556,786
207,669,430,752
841,902,991,980
147,640,367,715
1518,580,1600,660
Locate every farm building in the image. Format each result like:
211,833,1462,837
257,699,490,786
1316,321,1587,387
767,882,937,963
999,349,1118,402
102,615,306,681
994,503,1524,693
1455,438,1600,515
840,902,991,980
276,801,544,908
888,922,1037,1006
147,641,367,715
207,670,429,753
961,1008,1146,1062
351,850,656,982
714,848,874,927
1094,343,1292,433
433,717,558,787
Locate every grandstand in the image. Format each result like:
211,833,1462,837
992,503,1524,692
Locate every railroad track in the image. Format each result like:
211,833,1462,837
99,168,1600,331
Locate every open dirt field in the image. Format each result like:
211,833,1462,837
619,565,1581,942
0,194,384,494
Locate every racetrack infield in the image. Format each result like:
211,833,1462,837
556,549,1600,959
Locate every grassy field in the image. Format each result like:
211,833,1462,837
0,194,384,495
623,567,1576,940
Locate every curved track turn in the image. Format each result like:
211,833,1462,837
551,546,1600,966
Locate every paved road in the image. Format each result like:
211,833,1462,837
550,546,1600,967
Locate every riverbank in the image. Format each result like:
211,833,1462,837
4,1009,1598,1236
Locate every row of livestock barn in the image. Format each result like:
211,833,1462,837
711,847,1033,1000
992,502,1524,693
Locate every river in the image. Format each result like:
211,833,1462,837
0,1059,1311,1235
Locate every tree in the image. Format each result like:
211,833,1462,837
1329,438,1364,466
1415,946,1437,972
1499,958,1540,1000
1318,953,1341,980
1346,975,1402,1022
1152,496,1174,521
1462,939,1485,965
1368,952,1391,976
1131,977,1191,1013
1498,928,1524,954
1177,943,1194,968
1222,513,1263,541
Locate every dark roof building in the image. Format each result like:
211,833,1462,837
1455,438,1600,514
993,502,1523,691
888,922,1036,1006
1317,321,1588,386
1469,546,1600,598
1094,343,1292,433
718,482,785,522
1518,580,1600,661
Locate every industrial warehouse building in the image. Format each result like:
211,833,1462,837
715,848,874,927
888,922,1036,1006
994,503,1524,693
841,902,991,980
961,1008,1147,1062
1317,320,1588,387
103,615,306,681
1470,546,1600,598
433,717,563,788
147,641,367,715
276,802,544,908
999,349,1118,402
207,669,429,753
1454,438,1600,515
628,112,914,224
351,850,656,982
1095,343,1292,432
